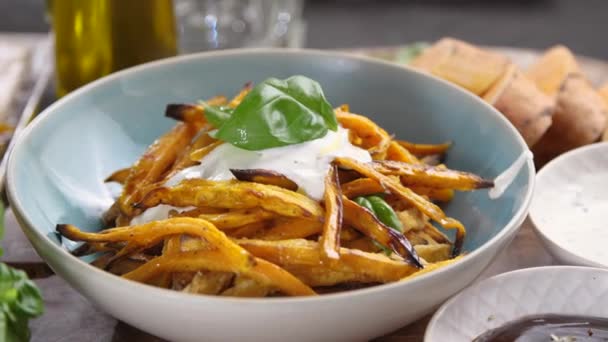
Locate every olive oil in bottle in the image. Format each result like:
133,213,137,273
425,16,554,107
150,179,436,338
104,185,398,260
51,0,112,97
50,0,177,97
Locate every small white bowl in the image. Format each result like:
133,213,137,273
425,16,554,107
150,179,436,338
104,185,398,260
425,266,608,341
530,142,608,267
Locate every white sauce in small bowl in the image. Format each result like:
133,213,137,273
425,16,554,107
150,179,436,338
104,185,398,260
530,142,608,267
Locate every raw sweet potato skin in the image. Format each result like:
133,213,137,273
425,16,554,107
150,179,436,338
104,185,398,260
411,37,510,96
526,45,581,96
599,83,608,141
484,64,555,147
532,74,608,165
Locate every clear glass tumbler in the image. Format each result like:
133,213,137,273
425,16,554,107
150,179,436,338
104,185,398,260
174,0,305,53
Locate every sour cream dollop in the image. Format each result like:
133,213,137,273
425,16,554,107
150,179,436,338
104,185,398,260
167,127,371,201
130,127,369,225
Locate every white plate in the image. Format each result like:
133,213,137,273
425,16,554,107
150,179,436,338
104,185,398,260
530,142,608,267
425,266,608,341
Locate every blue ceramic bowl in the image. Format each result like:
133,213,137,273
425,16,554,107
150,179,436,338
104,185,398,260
7,49,534,341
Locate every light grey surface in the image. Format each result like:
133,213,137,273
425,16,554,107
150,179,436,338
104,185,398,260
2,0,608,59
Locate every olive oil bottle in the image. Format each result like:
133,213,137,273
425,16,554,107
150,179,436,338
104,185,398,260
50,0,177,97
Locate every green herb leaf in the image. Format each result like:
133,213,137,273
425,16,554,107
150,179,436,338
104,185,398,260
199,102,232,128
0,263,43,342
366,195,404,233
215,75,337,150
396,42,429,64
353,196,392,256
0,202,4,257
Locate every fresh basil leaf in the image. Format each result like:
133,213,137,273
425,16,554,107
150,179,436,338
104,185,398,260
396,42,429,64
199,102,232,128
0,202,4,257
0,263,43,342
215,75,337,150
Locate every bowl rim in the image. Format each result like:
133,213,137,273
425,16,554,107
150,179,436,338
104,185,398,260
6,47,535,304
425,265,608,341
529,141,608,268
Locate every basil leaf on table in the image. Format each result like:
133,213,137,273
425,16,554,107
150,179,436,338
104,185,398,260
0,202,4,257
0,263,43,342
0,202,44,341
214,75,338,150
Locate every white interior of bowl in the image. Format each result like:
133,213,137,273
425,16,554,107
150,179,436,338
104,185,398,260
530,142,608,267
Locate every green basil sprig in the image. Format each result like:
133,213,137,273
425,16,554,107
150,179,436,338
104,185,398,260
354,195,404,256
0,263,44,342
201,75,338,151
0,202,44,341
366,195,404,232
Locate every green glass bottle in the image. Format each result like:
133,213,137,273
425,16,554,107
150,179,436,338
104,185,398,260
50,0,177,97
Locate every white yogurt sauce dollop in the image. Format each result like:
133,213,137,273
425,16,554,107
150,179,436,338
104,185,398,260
166,127,371,200
130,127,371,224
533,172,608,265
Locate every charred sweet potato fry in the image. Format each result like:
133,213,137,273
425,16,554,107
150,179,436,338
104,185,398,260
254,218,322,241
183,271,234,295
319,165,343,260
104,168,131,184
70,241,120,257
106,257,147,275
396,140,451,156
230,221,271,238
409,187,455,202
342,198,422,268
136,179,323,219
334,157,466,255
190,140,223,161
161,129,218,181
230,169,298,191
401,256,463,281
101,202,121,227
221,276,270,297
336,110,391,159
414,244,451,263
343,237,379,253
422,222,451,245
228,82,252,108
237,239,419,286
339,227,361,242
385,141,420,164
165,104,206,127
60,218,314,296
165,96,227,126
123,249,315,296
172,208,275,230
341,178,385,198
373,160,493,190
117,123,198,217
57,217,251,265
